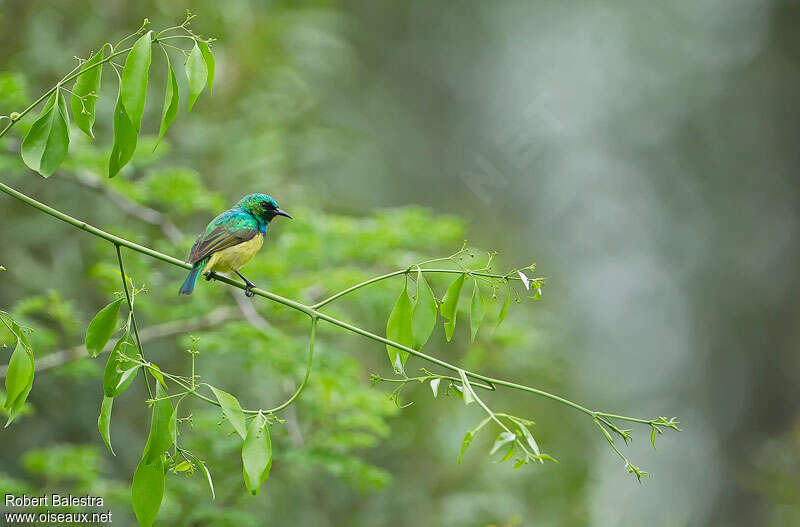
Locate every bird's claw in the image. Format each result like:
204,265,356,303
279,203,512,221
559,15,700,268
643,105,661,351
244,285,255,297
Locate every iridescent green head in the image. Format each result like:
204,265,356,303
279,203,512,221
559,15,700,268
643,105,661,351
237,193,292,222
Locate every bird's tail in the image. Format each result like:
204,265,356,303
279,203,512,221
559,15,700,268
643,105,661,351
179,263,203,295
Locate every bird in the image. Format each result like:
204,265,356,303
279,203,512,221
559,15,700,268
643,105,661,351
179,193,292,297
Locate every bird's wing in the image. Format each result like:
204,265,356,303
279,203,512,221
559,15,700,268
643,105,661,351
187,211,259,264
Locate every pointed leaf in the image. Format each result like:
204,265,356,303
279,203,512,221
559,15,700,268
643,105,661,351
440,274,465,342
131,456,164,527
147,363,168,389
185,42,208,111
429,378,440,398
3,338,34,427
108,90,137,178
490,431,516,455
517,270,530,290
115,366,140,395
511,417,540,457
385,280,413,371
85,298,123,358
103,332,138,397
21,90,70,177
198,460,215,500
71,46,105,138
142,384,173,464
197,40,215,96
412,270,437,350
120,31,152,130
156,56,179,145
458,369,475,405
183,451,215,500
209,385,247,439
496,284,511,328
500,443,515,462
168,404,178,447
457,430,475,465
97,396,115,455
241,412,272,495
469,280,485,343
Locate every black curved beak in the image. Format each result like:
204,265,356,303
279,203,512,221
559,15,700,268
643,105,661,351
274,208,292,219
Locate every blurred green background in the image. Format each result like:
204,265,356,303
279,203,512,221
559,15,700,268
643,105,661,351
1,1,799,526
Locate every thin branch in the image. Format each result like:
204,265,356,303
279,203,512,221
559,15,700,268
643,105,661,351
0,181,668,429
115,244,152,398
265,317,316,414
312,268,537,309
69,171,183,244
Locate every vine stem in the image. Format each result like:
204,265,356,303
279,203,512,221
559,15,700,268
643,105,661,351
266,317,316,414
115,244,153,399
0,180,661,427
311,268,533,309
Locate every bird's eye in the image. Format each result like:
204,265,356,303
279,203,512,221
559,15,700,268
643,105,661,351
260,201,271,209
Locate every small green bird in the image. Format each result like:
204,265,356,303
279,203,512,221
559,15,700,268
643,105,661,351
179,193,292,297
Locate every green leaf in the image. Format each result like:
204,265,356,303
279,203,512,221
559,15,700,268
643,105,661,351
20,90,70,177
182,451,215,500
429,378,440,398
156,56,179,146
168,405,178,447
3,338,34,427
500,443,515,462
197,459,215,500
131,456,164,527
469,279,485,343
209,385,247,439
103,332,138,397
197,40,215,96
97,396,114,455
518,270,530,291
457,430,474,465
496,284,511,328
510,417,541,457
85,298,123,357
457,369,474,405
120,31,152,131
185,42,208,111
108,89,137,178
440,274,465,342
411,270,437,350
241,412,272,495
386,279,413,371
147,363,168,389
116,366,140,395
489,431,516,455
142,384,173,464
71,46,105,138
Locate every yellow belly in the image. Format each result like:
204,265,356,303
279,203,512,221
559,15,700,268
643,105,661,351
202,234,264,274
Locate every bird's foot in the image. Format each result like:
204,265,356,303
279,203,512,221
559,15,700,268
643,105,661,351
204,272,214,281
234,270,257,298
